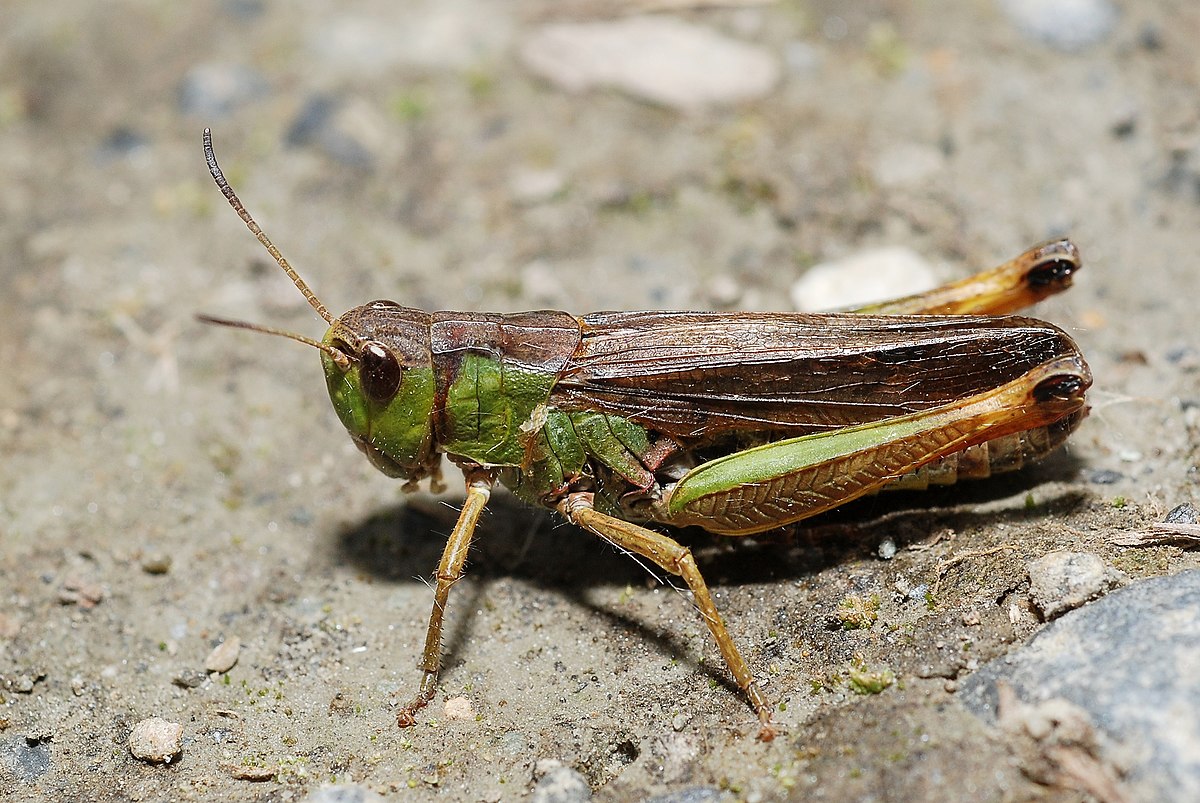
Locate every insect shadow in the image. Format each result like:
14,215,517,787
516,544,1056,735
333,449,1088,696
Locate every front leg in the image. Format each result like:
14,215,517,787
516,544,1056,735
396,469,496,727
558,492,777,741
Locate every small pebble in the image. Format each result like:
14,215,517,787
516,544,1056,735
1165,503,1199,525
705,274,743,307
791,247,939,311
443,695,475,720
172,671,209,689
140,554,172,575
9,670,44,694
58,576,104,608
877,537,898,560
205,637,241,674
128,717,183,764
906,583,930,603
1027,551,1128,619
1083,468,1124,485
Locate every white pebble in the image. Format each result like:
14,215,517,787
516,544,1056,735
204,637,241,674
128,717,183,764
790,247,939,311
443,695,476,720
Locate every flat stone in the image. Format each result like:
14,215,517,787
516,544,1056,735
521,17,778,112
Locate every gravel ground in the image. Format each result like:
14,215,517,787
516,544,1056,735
2,2,1198,801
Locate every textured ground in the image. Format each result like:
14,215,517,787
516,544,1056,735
2,1,1198,801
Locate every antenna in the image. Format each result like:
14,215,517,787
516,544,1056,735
196,314,352,371
203,128,335,325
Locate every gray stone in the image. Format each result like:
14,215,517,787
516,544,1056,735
960,571,1200,803
1166,503,1199,524
1084,468,1125,484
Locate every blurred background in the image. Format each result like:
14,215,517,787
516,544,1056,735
2,1,1197,800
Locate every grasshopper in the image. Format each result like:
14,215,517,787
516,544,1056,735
200,129,1090,740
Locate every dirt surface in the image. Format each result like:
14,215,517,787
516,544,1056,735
2,2,1198,801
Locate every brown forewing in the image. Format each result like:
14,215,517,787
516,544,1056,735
552,311,1083,442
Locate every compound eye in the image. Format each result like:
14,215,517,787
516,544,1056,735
360,341,402,405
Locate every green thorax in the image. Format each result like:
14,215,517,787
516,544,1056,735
429,310,657,509
428,309,581,472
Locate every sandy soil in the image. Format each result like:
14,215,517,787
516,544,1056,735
2,1,1197,801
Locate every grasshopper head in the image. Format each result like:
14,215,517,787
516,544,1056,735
322,303,440,484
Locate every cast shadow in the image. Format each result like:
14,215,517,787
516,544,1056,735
331,449,1090,700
